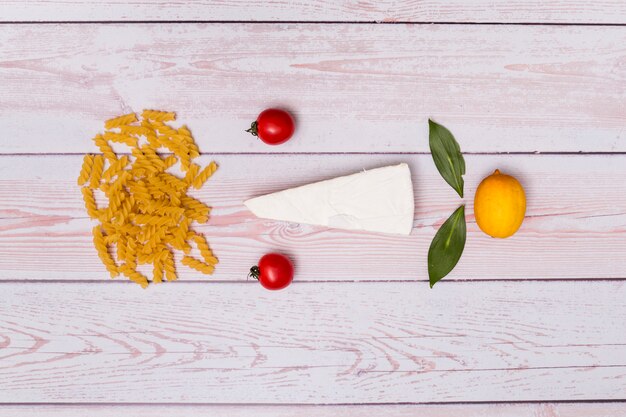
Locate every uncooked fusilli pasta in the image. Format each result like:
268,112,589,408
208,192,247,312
78,110,219,288
93,135,117,163
77,154,95,185
89,155,105,189
105,112,138,130
192,161,218,189
181,256,215,275
142,109,176,123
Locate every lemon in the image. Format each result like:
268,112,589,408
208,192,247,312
474,169,526,238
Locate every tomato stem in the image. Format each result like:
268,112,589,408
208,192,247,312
246,121,258,137
248,265,260,280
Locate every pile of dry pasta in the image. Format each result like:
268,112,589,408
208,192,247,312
78,110,218,288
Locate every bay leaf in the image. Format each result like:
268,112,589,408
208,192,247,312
428,205,466,288
428,119,466,198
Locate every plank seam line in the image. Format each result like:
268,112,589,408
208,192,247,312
2,152,626,156
174,365,626,372
0,278,624,284
2,399,626,406
1,21,626,26
359,364,626,373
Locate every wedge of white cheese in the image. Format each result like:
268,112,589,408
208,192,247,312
244,163,414,235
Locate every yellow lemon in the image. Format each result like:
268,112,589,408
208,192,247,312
474,169,526,238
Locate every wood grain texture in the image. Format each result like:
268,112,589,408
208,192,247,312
2,1,626,23
1,24,625,154
1,281,625,403
3,403,626,417
1,154,625,282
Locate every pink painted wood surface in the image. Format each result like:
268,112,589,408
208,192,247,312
1,2,625,412
0,281,624,403
1,24,625,154
3,403,626,417
2,1,626,23
1,154,625,282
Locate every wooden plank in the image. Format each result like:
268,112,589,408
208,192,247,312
1,24,624,154
0,281,624,402
1,154,625,282
2,1,626,24
2,403,626,417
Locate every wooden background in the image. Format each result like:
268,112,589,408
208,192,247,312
1,1,625,416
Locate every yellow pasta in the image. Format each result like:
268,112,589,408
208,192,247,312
105,113,138,130
102,155,130,182
142,110,176,122
119,125,152,136
101,191,125,222
117,234,127,260
92,226,119,278
190,233,219,265
141,147,167,169
183,163,200,185
93,134,117,163
78,110,219,288
78,154,95,186
172,217,190,253
192,161,218,189
154,123,179,139
104,131,138,148
89,155,105,189
128,180,152,201
177,125,193,140
181,256,215,275
163,155,178,169
163,249,177,281
181,196,210,223
82,187,99,219
153,258,164,284
119,264,149,288
158,173,187,192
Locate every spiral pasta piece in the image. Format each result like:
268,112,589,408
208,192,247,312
105,113,137,129
182,196,210,223
119,125,152,136
92,226,119,278
117,234,127,260
102,155,129,181
153,258,164,283
81,187,99,219
192,161,218,189
142,110,176,122
163,155,178,169
119,264,149,288
183,163,200,185
78,154,95,186
78,110,218,288
158,172,187,192
182,256,215,275
93,134,117,163
191,233,219,265
89,155,105,189
172,217,190,253
104,131,138,148
163,249,177,281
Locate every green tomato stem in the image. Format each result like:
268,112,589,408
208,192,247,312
246,121,258,137
248,265,260,280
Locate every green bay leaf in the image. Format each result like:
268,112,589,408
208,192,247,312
428,205,467,288
428,119,466,198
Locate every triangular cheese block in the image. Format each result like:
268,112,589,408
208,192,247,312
244,163,414,235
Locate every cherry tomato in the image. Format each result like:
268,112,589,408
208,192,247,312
249,253,294,290
246,109,295,145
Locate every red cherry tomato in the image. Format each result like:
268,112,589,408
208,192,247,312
246,109,295,145
249,253,294,290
